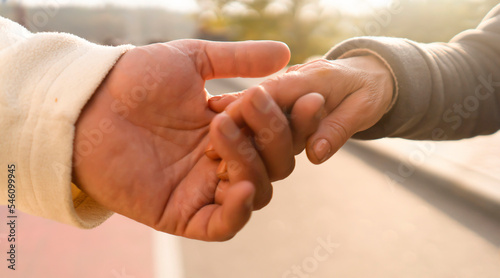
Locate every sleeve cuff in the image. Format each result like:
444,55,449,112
0,29,134,228
336,48,399,114
324,37,433,139
36,40,134,229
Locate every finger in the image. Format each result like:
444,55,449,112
210,127,254,181
214,177,230,206
305,92,373,164
216,160,229,180
190,40,291,80
260,71,331,113
290,93,325,155
260,59,361,112
208,92,244,113
205,142,220,160
210,112,272,210
228,86,296,182
184,181,255,241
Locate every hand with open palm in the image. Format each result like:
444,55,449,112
71,40,293,241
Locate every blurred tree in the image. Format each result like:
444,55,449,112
197,0,345,64
362,0,500,43
197,0,499,64
2,0,497,63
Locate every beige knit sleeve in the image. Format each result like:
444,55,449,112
325,4,500,140
0,16,134,228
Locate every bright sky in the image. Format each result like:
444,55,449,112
16,0,394,13
17,0,199,12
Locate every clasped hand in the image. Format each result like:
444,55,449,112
72,39,393,241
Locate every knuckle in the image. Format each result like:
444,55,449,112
293,140,307,155
286,63,303,72
215,230,237,242
325,119,351,143
360,87,380,106
271,157,296,181
195,45,216,79
260,74,286,92
313,58,333,67
262,71,301,90
253,184,273,211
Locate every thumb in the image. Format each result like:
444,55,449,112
208,92,244,113
187,40,291,80
306,92,375,164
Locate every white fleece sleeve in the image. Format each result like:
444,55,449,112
0,16,134,228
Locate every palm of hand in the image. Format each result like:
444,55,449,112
75,42,234,240
73,40,291,240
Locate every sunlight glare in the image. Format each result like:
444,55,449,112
320,0,394,14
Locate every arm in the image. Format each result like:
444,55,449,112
0,16,133,228
71,40,293,241
326,4,500,140
0,16,294,240
210,5,500,165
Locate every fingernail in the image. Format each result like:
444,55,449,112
205,143,220,160
210,95,224,102
251,88,273,113
218,113,240,140
216,160,229,181
313,139,331,163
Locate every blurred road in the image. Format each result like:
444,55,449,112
0,78,499,278
180,144,500,278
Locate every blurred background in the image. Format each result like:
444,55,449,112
0,0,499,277
1,0,499,63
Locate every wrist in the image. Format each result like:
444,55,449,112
72,83,116,191
338,49,397,114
